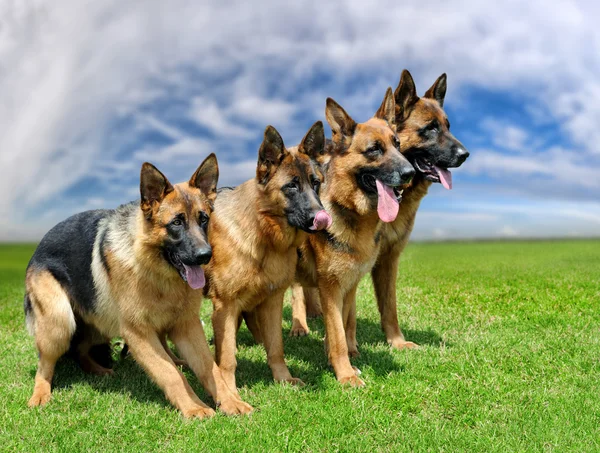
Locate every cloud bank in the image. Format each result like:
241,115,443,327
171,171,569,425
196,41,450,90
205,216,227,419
1,0,599,240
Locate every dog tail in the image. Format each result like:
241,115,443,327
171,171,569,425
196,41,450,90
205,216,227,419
24,293,35,335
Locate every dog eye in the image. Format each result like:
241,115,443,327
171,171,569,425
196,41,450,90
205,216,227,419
199,212,209,226
171,219,183,227
427,122,439,133
366,145,382,156
284,182,299,192
312,180,321,193
392,136,400,149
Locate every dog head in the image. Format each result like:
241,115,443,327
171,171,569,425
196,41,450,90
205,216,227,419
140,154,218,289
256,121,331,233
325,88,415,222
394,70,469,190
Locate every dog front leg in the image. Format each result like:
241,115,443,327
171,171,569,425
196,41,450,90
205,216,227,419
170,317,253,416
257,290,304,385
122,326,215,419
319,282,365,387
211,301,240,395
372,245,418,350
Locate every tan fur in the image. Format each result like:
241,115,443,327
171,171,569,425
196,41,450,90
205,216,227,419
26,156,252,417
206,126,324,392
371,91,451,349
294,91,409,386
26,269,77,407
292,73,461,353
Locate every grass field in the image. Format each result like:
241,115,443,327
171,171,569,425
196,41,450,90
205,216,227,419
1,240,599,452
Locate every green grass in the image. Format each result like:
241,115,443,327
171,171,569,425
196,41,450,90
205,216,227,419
1,240,600,452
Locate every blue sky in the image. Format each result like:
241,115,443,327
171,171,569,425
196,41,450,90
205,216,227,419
1,0,599,241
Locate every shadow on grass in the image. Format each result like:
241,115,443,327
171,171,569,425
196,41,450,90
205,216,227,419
233,305,445,389
29,353,212,411
27,304,444,407
278,304,446,348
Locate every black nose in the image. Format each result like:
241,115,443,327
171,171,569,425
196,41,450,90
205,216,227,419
400,165,416,184
455,147,470,164
193,247,212,265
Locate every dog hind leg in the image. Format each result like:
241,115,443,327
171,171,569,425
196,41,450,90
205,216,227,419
290,284,310,337
71,321,114,376
26,270,77,407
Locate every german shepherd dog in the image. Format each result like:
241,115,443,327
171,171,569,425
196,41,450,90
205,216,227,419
205,122,330,395
291,71,469,352
293,88,415,386
24,155,252,418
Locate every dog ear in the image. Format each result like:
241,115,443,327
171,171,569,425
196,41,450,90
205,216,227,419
190,153,219,202
325,98,356,143
394,69,419,122
140,162,174,219
298,121,325,161
424,73,447,107
257,125,287,185
374,87,396,127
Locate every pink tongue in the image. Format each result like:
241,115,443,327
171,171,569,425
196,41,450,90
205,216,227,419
434,166,452,190
310,210,333,231
375,179,399,223
183,264,205,290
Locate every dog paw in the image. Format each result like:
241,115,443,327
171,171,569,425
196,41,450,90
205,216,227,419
218,398,253,416
93,367,115,377
348,347,360,358
289,324,310,337
390,339,419,350
339,375,365,388
182,405,216,419
279,377,305,387
173,359,188,368
352,366,362,376
306,308,322,319
28,391,51,407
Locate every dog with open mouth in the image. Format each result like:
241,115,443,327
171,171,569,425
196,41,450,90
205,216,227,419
370,70,469,349
290,70,470,354
291,88,415,386
203,122,330,398
24,154,252,418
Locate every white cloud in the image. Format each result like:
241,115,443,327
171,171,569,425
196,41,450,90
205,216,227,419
2,0,600,239
189,98,254,139
412,196,600,240
480,118,530,152
499,225,519,237
464,146,600,190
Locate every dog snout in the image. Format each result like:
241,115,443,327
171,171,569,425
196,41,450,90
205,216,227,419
193,247,213,265
454,146,470,164
399,164,416,184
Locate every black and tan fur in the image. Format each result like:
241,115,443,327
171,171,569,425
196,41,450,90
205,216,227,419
293,89,415,386
24,155,252,418
291,71,469,352
205,122,326,394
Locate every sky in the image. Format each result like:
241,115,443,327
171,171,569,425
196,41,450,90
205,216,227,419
1,0,599,241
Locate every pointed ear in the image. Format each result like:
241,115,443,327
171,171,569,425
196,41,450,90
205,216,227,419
257,125,286,185
298,121,325,160
374,87,396,126
325,98,356,142
394,69,419,122
140,162,174,219
189,153,219,202
424,73,447,107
